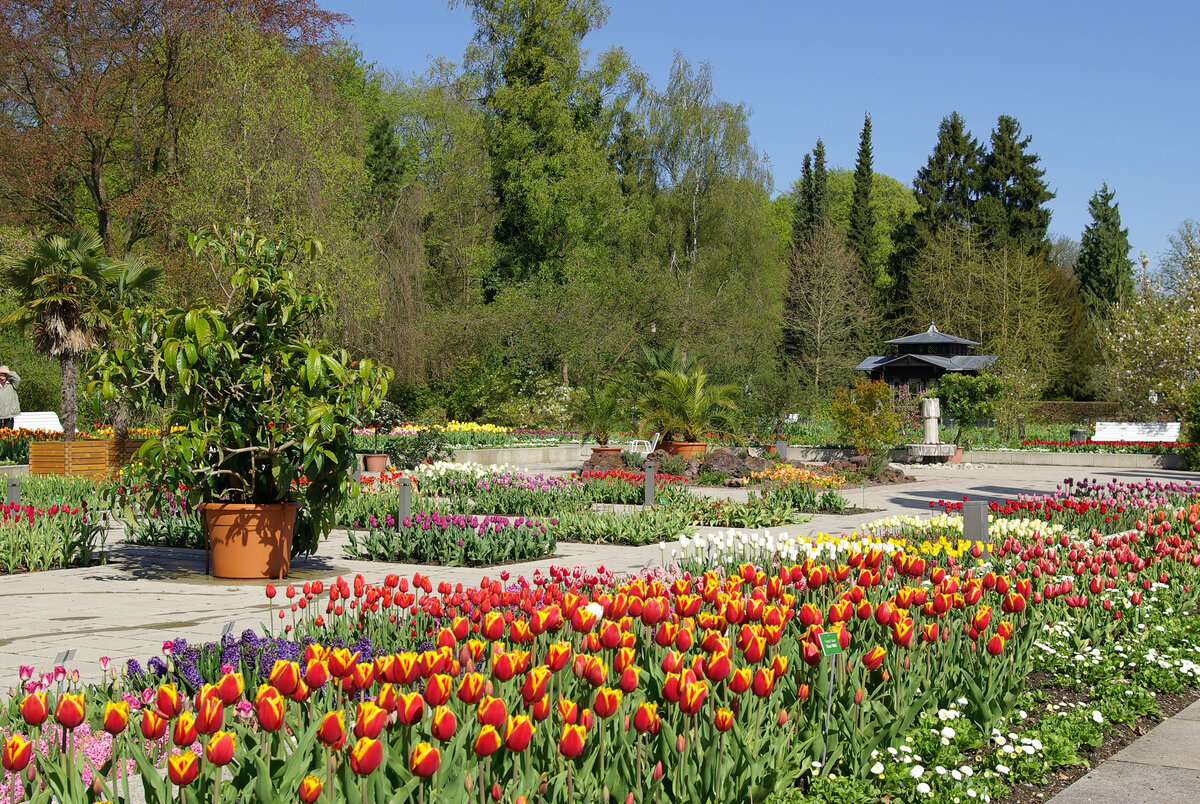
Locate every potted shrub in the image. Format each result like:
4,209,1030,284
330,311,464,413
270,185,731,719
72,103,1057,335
642,366,738,459
571,384,623,457
362,400,403,473
92,226,391,579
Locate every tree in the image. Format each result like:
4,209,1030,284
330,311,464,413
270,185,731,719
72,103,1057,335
793,153,813,246
937,373,1003,443
0,0,345,253
827,169,918,294
848,115,877,273
911,112,983,237
792,139,829,245
829,377,902,474
1074,183,1134,317
2,230,160,440
781,222,875,396
976,115,1054,257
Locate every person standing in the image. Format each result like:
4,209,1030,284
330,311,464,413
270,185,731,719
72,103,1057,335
0,366,20,430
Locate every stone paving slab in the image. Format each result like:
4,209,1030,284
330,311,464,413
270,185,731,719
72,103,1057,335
1048,762,1200,804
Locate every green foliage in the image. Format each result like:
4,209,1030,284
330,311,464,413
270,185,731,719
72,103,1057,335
655,454,688,476
1184,382,1200,472
93,226,391,556
642,365,739,443
346,511,554,566
1075,183,1134,318
829,378,902,459
620,450,644,469
0,304,61,414
793,139,830,244
975,115,1054,257
847,114,877,277
552,508,692,546
938,373,1004,442
570,383,623,445
911,112,983,239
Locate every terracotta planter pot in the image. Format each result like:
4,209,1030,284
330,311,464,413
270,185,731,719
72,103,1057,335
662,441,708,460
946,446,965,464
590,446,622,457
362,453,389,473
203,502,300,580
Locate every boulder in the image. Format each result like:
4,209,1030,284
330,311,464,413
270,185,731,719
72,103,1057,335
697,448,747,477
581,448,623,473
742,455,773,474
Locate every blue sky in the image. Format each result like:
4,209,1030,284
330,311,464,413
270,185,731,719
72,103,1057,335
326,0,1198,262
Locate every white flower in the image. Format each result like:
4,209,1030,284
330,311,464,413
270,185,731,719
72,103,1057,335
995,764,1010,775
1092,710,1104,724
916,783,931,794
910,765,925,779
936,766,947,775
961,765,974,776
941,726,957,739
871,762,884,775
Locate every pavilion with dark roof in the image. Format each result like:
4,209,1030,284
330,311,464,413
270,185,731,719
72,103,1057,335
856,323,998,394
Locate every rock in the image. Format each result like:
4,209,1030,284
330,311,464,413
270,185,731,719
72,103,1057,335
742,455,773,474
581,449,623,473
698,448,747,477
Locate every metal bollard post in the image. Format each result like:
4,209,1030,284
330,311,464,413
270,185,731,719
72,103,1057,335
397,477,412,527
6,476,19,506
963,500,989,546
774,439,788,461
644,461,656,507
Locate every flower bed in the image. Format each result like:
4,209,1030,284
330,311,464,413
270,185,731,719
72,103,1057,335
577,468,688,505
0,501,105,573
4,479,1200,803
1016,439,1191,454
0,427,60,464
343,511,555,566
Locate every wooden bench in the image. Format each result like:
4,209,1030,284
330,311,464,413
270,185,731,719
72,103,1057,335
1092,421,1181,443
13,411,63,432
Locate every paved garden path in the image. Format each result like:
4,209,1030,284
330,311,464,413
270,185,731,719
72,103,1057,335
0,461,1189,690
1048,697,1200,803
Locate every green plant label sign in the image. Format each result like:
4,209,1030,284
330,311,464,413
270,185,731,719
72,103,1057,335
817,631,843,656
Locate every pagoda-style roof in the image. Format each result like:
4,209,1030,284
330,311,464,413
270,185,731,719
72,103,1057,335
855,354,998,372
885,322,980,348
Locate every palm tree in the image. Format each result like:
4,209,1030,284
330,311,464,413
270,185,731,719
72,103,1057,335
642,367,739,443
2,230,161,440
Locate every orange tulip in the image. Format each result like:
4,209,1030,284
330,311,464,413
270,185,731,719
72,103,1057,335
156,683,182,718
409,742,440,777
54,693,86,730
141,709,168,740
317,711,347,750
167,752,199,786
205,731,237,766
102,701,130,735
172,712,198,747
558,723,586,758
354,701,388,740
1,735,32,773
350,737,384,775
298,775,323,803
19,692,48,726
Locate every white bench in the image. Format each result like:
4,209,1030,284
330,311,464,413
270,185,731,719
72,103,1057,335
1092,421,1181,443
13,411,63,432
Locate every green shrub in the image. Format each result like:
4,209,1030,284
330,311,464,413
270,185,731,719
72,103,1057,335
620,450,644,469
1184,381,1200,472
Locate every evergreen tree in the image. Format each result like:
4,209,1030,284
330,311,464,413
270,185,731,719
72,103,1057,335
811,138,829,227
364,116,410,206
793,152,812,245
976,115,1054,256
848,114,877,270
1074,183,1134,317
911,112,982,236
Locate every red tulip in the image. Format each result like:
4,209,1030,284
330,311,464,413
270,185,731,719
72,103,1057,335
328,648,359,678
396,692,424,727
424,674,452,707
304,660,330,689
355,701,389,740
141,709,168,740
298,775,323,803
751,668,775,698
410,742,441,777
54,693,86,730
350,737,384,775
558,723,586,758
318,710,347,749
729,667,751,694
473,725,502,757
431,706,457,742
255,685,287,732
714,708,734,732
986,634,1006,656
861,646,886,671
19,693,48,726
215,671,244,705
205,731,237,766
103,701,130,735
268,660,301,695
194,695,224,735
1,735,32,773
172,712,198,747
476,696,507,729
593,687,622,719
504,715,535,752
168,752,199,786
633,702,659,734
679,680,709,715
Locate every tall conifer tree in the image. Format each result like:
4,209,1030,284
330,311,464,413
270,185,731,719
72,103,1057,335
793,152,813,245
848,114,876,268
1075,183,1134,317
911,112,982,236
977,115,1054,256
811,138,829,228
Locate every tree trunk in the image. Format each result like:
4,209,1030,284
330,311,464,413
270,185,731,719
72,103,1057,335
61,353,77,442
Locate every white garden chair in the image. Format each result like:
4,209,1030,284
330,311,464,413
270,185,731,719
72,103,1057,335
629,432,660,455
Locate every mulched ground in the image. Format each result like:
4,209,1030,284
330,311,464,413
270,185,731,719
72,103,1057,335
997,674,1200,804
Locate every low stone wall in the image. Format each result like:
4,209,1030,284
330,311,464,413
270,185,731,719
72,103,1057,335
962,450,1183,470
0,464,29,477
452,444,604,467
